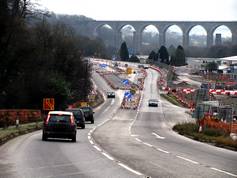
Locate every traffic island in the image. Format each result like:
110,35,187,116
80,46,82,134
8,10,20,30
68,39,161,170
173,123,237,151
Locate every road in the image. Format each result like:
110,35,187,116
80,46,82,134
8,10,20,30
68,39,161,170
93,68,237,178
0,72,139,178
0,66,236,178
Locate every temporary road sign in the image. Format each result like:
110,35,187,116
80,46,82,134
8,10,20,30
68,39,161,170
43,98,55,111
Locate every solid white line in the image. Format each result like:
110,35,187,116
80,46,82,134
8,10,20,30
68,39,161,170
93,145,102,152
135,138,142,142
152,132,165,139
156,148,169,154
118,163,143,176
176,156,199,165
143,142,153,147
102,152,114,161
211,167,237,177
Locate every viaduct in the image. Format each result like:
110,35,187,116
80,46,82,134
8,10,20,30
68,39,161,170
85,21,237,53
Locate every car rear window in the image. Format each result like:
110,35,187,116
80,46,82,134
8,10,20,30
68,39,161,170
49,114,70,123
81,108,91,112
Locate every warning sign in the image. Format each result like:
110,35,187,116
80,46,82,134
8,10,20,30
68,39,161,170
43,98,55,111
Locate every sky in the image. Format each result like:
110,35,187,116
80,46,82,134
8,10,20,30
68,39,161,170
38,0,237,21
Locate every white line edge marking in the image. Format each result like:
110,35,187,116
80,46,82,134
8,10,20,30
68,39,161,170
156,148,169,154
102,152,114,161
93,145,102,152
88,136,91,140
176,156,199,165
211,167,237,177
118,163,143,176
152,132,165,139
135,138,142,142
89,140,94,145
143,142,153,147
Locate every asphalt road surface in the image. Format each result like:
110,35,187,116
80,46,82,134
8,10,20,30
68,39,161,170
0,67,236,178
93,68,237,178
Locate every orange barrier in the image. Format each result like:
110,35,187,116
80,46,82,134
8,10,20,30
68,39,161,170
0,109,42,127
199,116,237,134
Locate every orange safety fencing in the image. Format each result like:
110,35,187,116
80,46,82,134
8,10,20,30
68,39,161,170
199,115,237,134
0,109,42,127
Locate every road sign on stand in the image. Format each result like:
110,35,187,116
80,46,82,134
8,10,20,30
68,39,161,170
43,98,55,111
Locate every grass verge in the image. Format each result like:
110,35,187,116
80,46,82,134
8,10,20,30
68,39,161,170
160,93,183,107
0,122,43,146
173,123,237,151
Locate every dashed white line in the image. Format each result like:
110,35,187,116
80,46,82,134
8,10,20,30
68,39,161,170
118,163,143,176
143,142,153,147
210,167,237,177
152,132,165,139
176,156,199,165
135,138,142,142
131,134,139,137
102,152,114,161
89,140,94,145
156,148,170,154
88,136,91,140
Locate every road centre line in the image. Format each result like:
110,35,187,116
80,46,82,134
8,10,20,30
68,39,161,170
135,138,142,142
118,163,143,176
155,148,170,154
176,156,199,165
152,132,165,139
210,167,237,177
143,142,153,147
102,152,115,161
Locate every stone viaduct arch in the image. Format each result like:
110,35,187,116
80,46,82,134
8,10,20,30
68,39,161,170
88,21,237,54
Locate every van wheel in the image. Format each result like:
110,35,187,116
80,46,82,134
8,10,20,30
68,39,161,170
91,119,94,124
81,124,85,129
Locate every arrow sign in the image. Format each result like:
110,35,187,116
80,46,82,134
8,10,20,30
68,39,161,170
122,79,129,85
99,63,107,68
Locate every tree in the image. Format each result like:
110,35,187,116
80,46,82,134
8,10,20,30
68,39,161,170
148,50,156,60
130,54,140,62
119,41,129,61
206,61,219,72
158,46,169,64
172,45,186,66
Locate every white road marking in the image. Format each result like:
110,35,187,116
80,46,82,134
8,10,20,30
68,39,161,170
210,167,237,177
88,136,91,140
131,134,139,137
111,99,115,105
176,156,199,165
156,148,170,154
89,140,94,145
152,132,165,139
102,152,114,161
118,163,143,176
143,142,153,147
135,138,142,142
93,145,102,152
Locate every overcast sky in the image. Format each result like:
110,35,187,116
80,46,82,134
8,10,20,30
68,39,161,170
38,0,237,21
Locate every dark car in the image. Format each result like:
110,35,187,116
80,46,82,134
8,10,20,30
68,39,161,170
107,91,115,98
66,108,85,129
80,106,94,124
148,99,159,107
42,111,77,142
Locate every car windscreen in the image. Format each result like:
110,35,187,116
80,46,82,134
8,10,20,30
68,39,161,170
49,114,70,123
